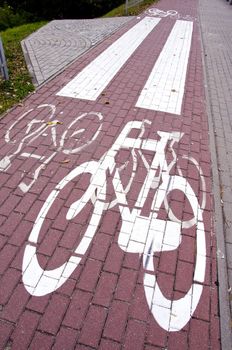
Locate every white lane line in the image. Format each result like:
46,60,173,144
136,20,193,115
56,17,161,101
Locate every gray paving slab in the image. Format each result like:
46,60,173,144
21,17,134,86
198,0,232,348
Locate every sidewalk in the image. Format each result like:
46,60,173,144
199,1,232,348
0,0,228,348
21,17,133,86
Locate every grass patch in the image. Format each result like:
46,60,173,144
103,0,158,17
0,21,47,116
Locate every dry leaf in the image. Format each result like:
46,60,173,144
60,159,70,164
46,121,63,126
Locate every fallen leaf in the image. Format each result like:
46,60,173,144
60,159,70,164
46,121,63,125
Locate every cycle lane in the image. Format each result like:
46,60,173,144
0,0,221,349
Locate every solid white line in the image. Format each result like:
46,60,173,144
136,20,193,115
56,17,161,101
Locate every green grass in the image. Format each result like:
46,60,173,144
0,21,47,116
103,0,157,17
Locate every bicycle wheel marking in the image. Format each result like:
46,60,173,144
142,176,206,332
56,17,161,101
23,161,105,296
136,20,193,115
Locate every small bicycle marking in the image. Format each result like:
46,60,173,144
22,119,206,332
0,104,103,192
145,8,195,21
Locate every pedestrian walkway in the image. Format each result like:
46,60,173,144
21,17,133,86
0,0,228,348
199,0,232,348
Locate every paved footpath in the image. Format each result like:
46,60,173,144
199,1,232,348
21,17,134,86
0,0,224,349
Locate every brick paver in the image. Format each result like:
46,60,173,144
0,0,225,348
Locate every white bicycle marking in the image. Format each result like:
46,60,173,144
56,17,161,101
0,12,207,333
0,105,103,192
136,20,193,115
146,8,179,18
146,8,195,21
0,104,56,172
22,119,206,332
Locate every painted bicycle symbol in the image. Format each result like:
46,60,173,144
146,8,178,18
146,8,195,21
22,119,206,332
0,104,103,192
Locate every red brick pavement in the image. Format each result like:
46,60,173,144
0,0,221,349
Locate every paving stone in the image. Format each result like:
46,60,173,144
167,331,188,350
189,319,209,350
11,310,40,350
62,289,92,330
115,267,137,302
0,268,21,305
123,319,146,350
29,331,54,350
146,315,168,348
39,294,69,335
0,244,19,274
93,271,117,307
52,327,79,350
78,305,107,348
1,283,30,323
103,300,129,342
0,320,14,349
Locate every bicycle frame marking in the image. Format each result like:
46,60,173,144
22,119,206,332
0,104,103,193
